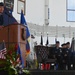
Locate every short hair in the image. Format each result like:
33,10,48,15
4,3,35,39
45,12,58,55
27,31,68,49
66,42,70,45
0,2,4,6
61,43,66,46
56,41,60,44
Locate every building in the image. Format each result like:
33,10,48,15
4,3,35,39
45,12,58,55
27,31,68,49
0,0,75,60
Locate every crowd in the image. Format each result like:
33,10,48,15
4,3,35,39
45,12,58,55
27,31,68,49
51,41,75,70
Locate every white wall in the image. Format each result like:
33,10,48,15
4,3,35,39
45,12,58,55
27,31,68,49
49,0,75,27
13,0,20,23
12,0,45,25
26,0,44,25
0,0,4,2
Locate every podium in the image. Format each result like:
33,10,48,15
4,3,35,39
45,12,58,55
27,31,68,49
0,24,26,66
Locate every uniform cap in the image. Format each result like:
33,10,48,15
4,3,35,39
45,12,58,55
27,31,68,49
0,2,4,6
56,41,60,44
61,43,66,46
66,42,70,45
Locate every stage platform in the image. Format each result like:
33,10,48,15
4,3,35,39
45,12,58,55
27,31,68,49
0,69,75,75
30,69,75,75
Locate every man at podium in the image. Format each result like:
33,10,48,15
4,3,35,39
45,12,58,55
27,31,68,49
0,2,17,27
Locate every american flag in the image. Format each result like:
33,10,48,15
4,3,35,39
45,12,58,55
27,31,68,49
0,42,7,59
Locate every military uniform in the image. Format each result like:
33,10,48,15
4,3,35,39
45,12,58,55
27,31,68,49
62,48,67,70
62,47,72,70
0,14,3,25
72,51,75,69
66,48,72,70
66,42,72,70
53,47,63,70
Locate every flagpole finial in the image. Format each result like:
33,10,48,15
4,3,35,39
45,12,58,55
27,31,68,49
21,9,23,13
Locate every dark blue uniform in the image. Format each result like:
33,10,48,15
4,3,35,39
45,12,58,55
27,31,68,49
66,48,72,70
0,14,3,25
62,48,72,70
61,48,67,70
72,51,75,69
53,47,63,70
0,2,4,25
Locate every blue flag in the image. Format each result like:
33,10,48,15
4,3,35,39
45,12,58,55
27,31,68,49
20,10,30,39
20,10,30,55
3,7,18,26
26,40,30,54
17,45,24,68
20,11,27,25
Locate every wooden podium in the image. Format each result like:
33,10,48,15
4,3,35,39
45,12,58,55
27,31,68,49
0,24,26,66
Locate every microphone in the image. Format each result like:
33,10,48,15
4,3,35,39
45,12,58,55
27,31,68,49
4,6,13,18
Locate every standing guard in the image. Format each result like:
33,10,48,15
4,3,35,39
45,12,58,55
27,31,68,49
53,41,62,70
72,51,75,70
61,43,67,70
66,42,72,70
